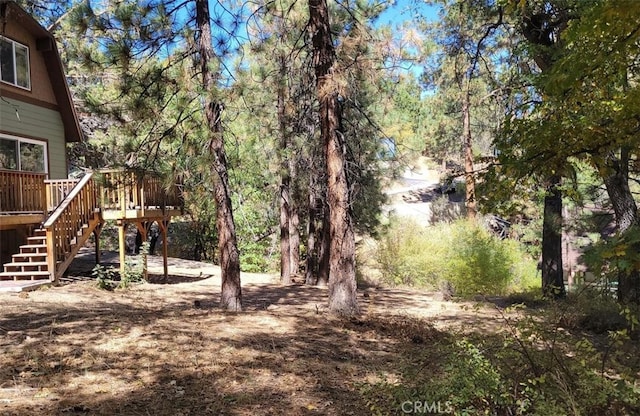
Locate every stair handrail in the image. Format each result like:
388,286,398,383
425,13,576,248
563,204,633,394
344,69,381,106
45,178,81,213
43,172,95,228
44,172,99,281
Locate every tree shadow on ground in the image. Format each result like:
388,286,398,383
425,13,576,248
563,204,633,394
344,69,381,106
401,185,442,203
2,279,638,415
0,287,454,415
147,273,212,284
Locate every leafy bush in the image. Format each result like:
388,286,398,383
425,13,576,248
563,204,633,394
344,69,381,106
120,242,148,288
494,300,640,415
446,223,513,295
152,216,275,273
427,339,511,412
559,290,630,333
375,218,538,296
359,309,640,415
166,219,217,261
92,264,117,290
239,239,274,273
92,244,146,291
431,195,465,224
582,225,640,300
375,217,448,288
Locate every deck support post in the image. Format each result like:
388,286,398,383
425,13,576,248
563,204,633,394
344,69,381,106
117,220,126,279
45,227,56,282
159,218,170,280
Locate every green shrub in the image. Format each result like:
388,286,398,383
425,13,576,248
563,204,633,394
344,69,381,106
239,239,274,273
560,290,629,333
375,217,449,288
446,223,512,295
496,300,640,415
428,339,511,412
92,265,117,290
375,218,538,296
431,195,465,224
92,244,147,291
358,311,640,415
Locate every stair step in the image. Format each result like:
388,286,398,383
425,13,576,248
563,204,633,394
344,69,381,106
0,271,51,281
4,261,48,268
4,267,48,274
3,262,48,274
18,244,47,253
27,236,46,243
12,252,47,261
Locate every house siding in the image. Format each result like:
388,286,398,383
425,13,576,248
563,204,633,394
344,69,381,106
0,96,67,179
0,9,57,104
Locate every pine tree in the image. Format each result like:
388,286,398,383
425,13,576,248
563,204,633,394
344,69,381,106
61,0,244,309
308,0,358,314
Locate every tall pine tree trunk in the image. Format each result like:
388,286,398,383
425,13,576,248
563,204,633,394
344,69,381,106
317,201,330,286
308,0,358,314
600,148,640,303
289,163,300,277
520,8,570,298
280,175,292,284
542,175,565,298
306,145,323,285
462,91,476,220
278,55,293,285
289,194,300,277
305,178,319,285
195,0,241,310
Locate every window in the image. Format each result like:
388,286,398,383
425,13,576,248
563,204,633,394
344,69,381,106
0,136,46,173
0,37,30,89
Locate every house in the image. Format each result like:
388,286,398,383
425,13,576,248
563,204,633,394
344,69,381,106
0,0,82,264
0,1,182,291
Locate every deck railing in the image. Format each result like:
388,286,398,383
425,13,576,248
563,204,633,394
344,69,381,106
1,169,182,216
0,170,47,213
45,178,80,212
44,172,99,279
2,168,182,280
97,169,182,216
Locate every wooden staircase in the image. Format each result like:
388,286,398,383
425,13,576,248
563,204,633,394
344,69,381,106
0,229,49,281
0,173,102,283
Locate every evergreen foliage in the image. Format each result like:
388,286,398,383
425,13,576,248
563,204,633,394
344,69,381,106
12,0,640,411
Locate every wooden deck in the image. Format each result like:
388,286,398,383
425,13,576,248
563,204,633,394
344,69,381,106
0,170,47,229
98,169,182,220
1,169,183,285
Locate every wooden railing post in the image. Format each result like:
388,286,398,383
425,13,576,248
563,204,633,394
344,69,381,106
41,178,47,213
46,227,56,281
120,173,126,217
45,182,52,212
140,174,146,217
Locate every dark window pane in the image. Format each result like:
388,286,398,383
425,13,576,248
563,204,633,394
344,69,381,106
19,142,45,172
14,44,29,89
0,39,14,84
0,138,18,170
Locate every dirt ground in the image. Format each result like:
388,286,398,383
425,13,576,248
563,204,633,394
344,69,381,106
0,251,505,416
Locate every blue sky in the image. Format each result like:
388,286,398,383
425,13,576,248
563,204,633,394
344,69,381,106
374,0,440,79
377,0,440,27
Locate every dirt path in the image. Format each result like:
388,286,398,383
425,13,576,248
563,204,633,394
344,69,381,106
0,254,504,416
